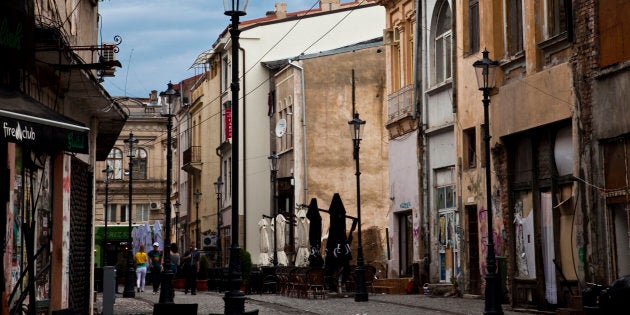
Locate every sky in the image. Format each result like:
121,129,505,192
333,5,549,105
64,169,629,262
99,0,317,98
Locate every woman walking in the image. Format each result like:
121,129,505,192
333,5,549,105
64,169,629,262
134,245,148,292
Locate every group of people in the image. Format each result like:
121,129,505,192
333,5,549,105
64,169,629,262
133,242,201,295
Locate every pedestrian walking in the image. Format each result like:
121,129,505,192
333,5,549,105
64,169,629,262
183,242,200,295
134,245,148,292
169,243,180,274
148,242,163,295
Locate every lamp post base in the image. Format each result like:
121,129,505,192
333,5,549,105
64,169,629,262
123,267,136,298
159,264,174,303
483,272,503,315
354,264,368,302
223,290,246,314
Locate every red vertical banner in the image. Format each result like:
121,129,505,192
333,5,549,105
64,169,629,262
225,108,232,139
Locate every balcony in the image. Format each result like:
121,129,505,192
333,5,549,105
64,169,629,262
387,85,414,124
182,145,202,174
386,85,418,138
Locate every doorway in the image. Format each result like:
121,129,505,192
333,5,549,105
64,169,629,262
398,211,413,277
466,205,481,294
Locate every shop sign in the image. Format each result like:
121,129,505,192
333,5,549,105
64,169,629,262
1,117,88,154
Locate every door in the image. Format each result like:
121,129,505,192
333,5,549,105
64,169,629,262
398,212,413,277
467,205,480,294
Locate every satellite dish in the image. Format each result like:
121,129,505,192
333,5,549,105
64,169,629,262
275,118,287,137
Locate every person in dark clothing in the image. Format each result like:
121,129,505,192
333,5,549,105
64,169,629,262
183,242,200,295
148,242,163,294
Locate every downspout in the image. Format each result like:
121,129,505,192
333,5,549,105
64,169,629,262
240,46,247,249
288,60,308,205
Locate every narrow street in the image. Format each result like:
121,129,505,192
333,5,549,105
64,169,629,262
95,290,541,315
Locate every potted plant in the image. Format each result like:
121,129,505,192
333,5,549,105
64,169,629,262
239,248,252,293
197,254,210,291
173,264,186,289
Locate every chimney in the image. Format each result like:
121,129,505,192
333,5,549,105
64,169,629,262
275,2,287,19
320,0,341,11
150,90,158,105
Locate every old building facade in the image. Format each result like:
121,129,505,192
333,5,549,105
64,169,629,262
1,1,126,313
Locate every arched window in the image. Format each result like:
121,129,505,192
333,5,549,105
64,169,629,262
432,1,452,85
133,148,147,180
107,148,123,179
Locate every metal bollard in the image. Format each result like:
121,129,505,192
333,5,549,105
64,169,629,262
102,266,116,315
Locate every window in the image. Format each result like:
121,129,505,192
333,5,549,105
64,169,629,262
132,148,147,180
105,204,117,222
436,167,457,282
120,204,129,222
506,0,524,56
468,0,479,54
222,55,230,91
463,127,477,169
545,0,567,39
392,27,402,91
107,148,123,180
433,1,452,85
136,203,150,222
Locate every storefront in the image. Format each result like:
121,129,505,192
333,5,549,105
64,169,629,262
0,88,90,314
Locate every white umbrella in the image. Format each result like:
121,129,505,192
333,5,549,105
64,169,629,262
142,222,152,252
275,214,288,266
295,209,310,267
132,226,140,255
258,218,271,266
153,220,163,250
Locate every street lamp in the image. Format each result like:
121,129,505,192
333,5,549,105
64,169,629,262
102,164,114,266
268,152,279,267
473,49,502,315
159,81,180,303
214,178,224,268
194,190,202,250
123,132,139,298
224,0,248,313
174,200,181,249
348,112,367,302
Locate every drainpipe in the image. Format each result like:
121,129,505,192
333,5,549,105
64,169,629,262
288,60,308,205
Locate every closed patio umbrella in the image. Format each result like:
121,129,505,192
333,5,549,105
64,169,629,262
258,217,271,266
325,193,351,290
306,198,324,268
275,214,289,266
295,208,310,267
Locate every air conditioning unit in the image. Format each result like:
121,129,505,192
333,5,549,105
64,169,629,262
203,234,217,248
100,43,117,77
383,28,400,46
150,202,161,210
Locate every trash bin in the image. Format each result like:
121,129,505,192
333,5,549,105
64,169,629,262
102,266,116,315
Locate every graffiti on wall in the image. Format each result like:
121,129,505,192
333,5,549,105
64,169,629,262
478,208,503,274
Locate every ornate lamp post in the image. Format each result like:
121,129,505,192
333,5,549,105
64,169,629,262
123,132,139,298
348,112,367,302
268,152,279,267
194,190,202,250
473,49,502,315
174,200,181,249
214,178,224,267
102,164,113,266
223,0,248,313
159,81,180,303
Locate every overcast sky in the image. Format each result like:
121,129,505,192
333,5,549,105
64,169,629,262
99,0,316,98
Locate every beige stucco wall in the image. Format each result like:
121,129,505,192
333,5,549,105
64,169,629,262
301,45,389,267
